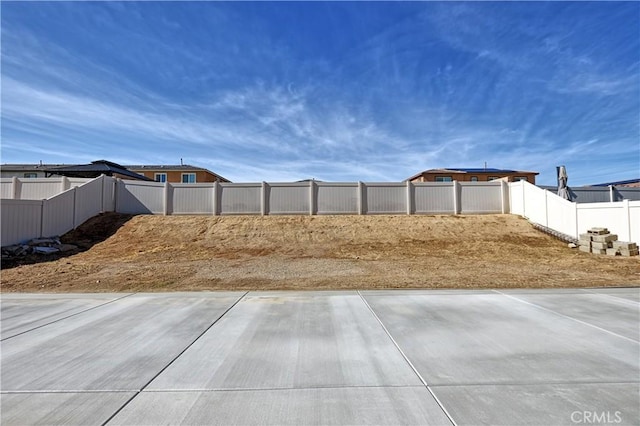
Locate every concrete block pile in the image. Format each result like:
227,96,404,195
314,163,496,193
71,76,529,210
578,228,638,256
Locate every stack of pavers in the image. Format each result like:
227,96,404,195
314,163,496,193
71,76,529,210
578,227,638,256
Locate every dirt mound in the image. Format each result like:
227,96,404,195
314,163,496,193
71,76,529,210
2,214,638,292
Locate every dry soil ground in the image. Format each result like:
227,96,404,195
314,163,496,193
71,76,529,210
2,213,639,292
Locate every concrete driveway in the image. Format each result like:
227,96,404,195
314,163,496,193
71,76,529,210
1,288,638,425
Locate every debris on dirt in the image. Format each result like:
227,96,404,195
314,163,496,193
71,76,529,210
2,237,65,257
1,212,132,270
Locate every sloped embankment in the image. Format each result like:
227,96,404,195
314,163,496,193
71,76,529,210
2,213,638,292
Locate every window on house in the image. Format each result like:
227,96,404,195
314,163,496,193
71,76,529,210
182,173,196,183
488,176,499,181
435,176,453,182
155,173,167,183
470,176,478,182
23,173,38,178
514,176,528,182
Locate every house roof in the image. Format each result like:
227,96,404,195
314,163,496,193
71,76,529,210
45,160,152,181
126,165,230,182
1,163,63,171
588,178,640,187
2,162,229,182
406,168,539,181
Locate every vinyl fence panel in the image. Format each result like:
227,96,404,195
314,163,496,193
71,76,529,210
545,192,577,238
172,183,214,215
268,183,310,214
509,181,525,216
117,180,164,214
413,183,455,214
577,201,636,242
460,182,502,214
0,180,13,199
74,176,105,226
220,183,261,214
1,199,43,246
316,183,359,214
19,178,66,200
522,182,548,226
42,189,75,237
364,183,407,214
68,178,92,188
102,176,116,212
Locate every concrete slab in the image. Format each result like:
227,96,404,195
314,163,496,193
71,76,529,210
584,287,640,303
0,392,135,426
432,383,640,426
1,292,244,391
108,387,453,425
495,291,640,341
148,293,420,390
1,293,132,339
363,293,640,385
3,289,638,425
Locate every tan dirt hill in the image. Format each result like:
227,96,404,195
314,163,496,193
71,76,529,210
2,213,639,292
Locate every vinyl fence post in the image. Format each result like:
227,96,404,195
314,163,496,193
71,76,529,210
309,180,316,215
622,199,631,241
609,185,614,203
11,176,19,199
522,180,526,218
357,182,365,215
39,200,44,238
406,180,413,215
100,175,106,213
574,202,579,240
213,181,219,216
61,176,70,192
163,181,170,215
261,181,268,216
544,189,549,227
72,187,77,229
501,181,508,214
452,181,460,214
114,178,120,213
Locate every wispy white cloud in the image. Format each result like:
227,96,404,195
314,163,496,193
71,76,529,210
1,2,637,186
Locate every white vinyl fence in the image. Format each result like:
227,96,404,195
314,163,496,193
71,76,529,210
114,180,510,216
1,177,92,200
3,176,638,247
510,180,640,243
539,185,640,203
1,176,114,246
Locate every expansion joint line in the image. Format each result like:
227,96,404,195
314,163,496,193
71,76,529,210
1,293,137,342
492,290,640,345
356,291,458,426
100,291,249,426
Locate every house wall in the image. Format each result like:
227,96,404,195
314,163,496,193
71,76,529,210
0,170,48,179
134,170,219,183
411,172,537,184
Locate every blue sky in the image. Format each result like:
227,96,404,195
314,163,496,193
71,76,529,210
1,1,638,185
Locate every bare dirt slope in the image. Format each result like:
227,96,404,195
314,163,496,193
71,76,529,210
2,213,638,292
